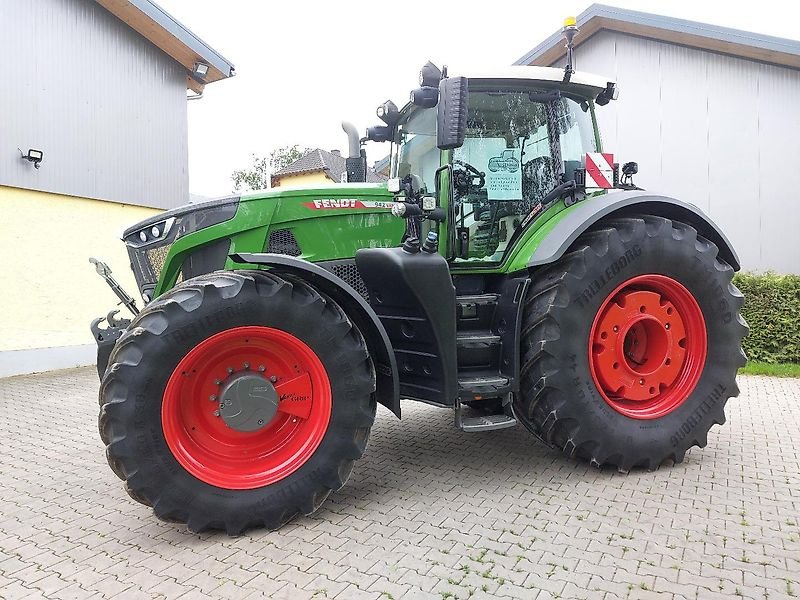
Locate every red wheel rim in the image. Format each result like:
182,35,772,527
162,326,331,489
589,274,707,419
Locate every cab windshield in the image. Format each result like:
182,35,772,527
394,86,597,263
454,89,596,262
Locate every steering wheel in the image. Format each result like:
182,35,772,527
453,160,486,196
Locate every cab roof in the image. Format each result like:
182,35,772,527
456,66,614,97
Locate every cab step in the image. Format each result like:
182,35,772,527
456,331,501,344
456,294,499,330
458,374,509,395
459,413,517,432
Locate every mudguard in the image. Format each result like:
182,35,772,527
232,252,401,418
528,191,741,271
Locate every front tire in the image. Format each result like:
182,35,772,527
99,270,376,535
516,216,747,471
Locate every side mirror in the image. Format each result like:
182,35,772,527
436,76,468,150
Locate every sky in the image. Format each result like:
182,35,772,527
154,0,800,197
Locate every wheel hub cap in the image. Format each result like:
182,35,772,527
218,373,279,432
592,289,685,401
589,274,707,420
161,326,332,489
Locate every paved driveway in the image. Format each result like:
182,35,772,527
0,368,798,599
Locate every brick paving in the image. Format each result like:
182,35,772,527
0,367,798,599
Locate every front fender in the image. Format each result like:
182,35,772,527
231,252,401,418
527,191,741,271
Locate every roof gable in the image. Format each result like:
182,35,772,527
515,4,800,71
273,149,386,185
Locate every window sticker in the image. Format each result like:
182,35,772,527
456,139,522,200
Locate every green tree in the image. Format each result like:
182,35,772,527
231,145,310,191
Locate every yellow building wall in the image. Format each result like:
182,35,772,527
0,186,160,352
273,171,333,188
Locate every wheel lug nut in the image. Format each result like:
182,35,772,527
213,410,220,417
665,323,670,330
270,375,277,383
613,326,619,332
209,394,217,402
214,379,222,386
243,362,250,369
639,378,645,385
258,365,266,372
227,367,234,374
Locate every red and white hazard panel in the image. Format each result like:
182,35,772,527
584,153,614,189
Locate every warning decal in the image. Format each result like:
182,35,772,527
584,153,615,189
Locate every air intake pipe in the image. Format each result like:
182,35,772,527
341,121,366,183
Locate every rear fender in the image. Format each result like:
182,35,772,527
231,253,401,418
527,191,741,270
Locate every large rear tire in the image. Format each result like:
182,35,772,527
515,216,747,471
98,270,376,535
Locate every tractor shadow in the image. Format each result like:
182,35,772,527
309,401,624,521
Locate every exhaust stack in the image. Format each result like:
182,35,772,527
341,121,366,183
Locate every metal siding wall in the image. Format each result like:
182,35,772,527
757,63,800,274
570,32,800,274
0,0,188,209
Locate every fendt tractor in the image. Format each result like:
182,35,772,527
92,22,747,535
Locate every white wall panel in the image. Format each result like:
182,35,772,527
0,0,189,209
757,63,800,273
706,53,760,268
562,31,800,273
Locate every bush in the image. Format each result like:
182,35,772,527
733,272,800,364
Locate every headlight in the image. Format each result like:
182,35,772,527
123,197,239,248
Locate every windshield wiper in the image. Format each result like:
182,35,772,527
505,180,578,252
540,179,576,207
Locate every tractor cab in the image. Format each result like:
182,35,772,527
354,64,623,426
387,66,617,265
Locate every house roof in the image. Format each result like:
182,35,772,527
272,149,387,185
95,0,235,92
515,4,800,71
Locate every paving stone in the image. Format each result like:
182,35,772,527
0,369,798,599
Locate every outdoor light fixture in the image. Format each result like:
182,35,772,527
410,86,439,108
419,61,443,88
20,148,43,169
376,100,400,126
192,62,209,79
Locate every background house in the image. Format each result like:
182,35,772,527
272,149,386,188
516,4,800,275
0,0,233,377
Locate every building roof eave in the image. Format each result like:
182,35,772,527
95,0,235,90
515,3,800,71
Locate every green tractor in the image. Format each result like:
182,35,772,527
92,48,747,535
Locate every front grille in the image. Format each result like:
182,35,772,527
146,245,172,279
128,241,175,290
323,260,370,302
267,229,301,256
